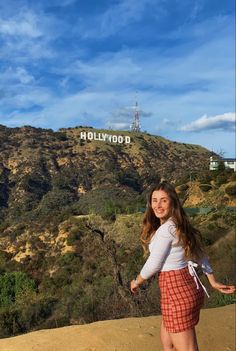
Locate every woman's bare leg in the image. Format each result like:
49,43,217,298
193,328,199,350
170,327,199,351
160,320,176,351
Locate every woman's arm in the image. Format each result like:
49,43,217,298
206,273,236,294
130,222,173,294
198,255,235,293
130,274,146,294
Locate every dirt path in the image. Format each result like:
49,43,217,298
0,304,235,351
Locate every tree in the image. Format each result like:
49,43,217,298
0,272,35,308
217,161,225,172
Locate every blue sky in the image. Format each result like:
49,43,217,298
0,0,235,157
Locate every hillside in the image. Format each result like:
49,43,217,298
0,124,235,338
1,125,235,216
0,304,234,351
0,210,235,338
0,125,211,214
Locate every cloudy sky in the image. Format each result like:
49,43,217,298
0,0,235,156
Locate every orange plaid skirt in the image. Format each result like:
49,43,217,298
158,266,204,333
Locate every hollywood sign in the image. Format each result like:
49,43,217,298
80,131,131,144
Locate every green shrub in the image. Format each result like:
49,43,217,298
37,189,75,215
199,184,212,192
0,182,8,207
57,253,74,267
52,168,78,191
174,175,190,186
55,132,68,141
0,296,56,337
229,172,236,181
211,292,236,306
225,182,236,196
117,169,142,192
215,175,228,186
176,184,189,192
0,272,35,308
196,171,213,184
76,187,140,217
209,212,221,220
10,224,26,238
67,229,83,246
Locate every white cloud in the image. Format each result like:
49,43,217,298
180,113,236,132
1,66,35,84
55,12,235,98
55,0,77,7
189,1,203,20
100,0,148,34
81,0,161,38
107,122,131,130
0,91,142,130
15,67,34,84
0,9,61,62
36,0,77,8
0,86,53,111
68,55,142,89
0,11,42,38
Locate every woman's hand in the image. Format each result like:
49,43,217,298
130,275,146,294
210,281,236,294
130,280,139,294
207,273,236,294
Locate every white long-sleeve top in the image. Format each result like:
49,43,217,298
140,217,213,280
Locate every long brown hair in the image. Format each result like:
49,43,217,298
140,181,204,259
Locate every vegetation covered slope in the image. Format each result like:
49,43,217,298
0,125,235,338
0,124,211,217
0,210,235,338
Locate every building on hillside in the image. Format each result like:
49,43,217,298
209,156,236,172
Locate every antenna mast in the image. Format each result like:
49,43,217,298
131,96,141,132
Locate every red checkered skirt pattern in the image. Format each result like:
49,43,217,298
158,266,204,333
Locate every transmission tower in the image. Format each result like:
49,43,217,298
131,99,141,133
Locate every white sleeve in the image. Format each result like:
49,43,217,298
197,255,213,274
140,225,173,280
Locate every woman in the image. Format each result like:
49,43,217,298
130,181,235,351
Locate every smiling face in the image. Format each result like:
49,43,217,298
151,189,172,224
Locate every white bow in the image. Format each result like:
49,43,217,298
188,261,210,298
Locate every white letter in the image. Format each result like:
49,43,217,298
87,132,93,140
94,132,99,141
80,131,87,140
125,136,131,144
112,135,118,143
118,136,123,143
106,134,112,142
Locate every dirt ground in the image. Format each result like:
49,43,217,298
0,304,235,351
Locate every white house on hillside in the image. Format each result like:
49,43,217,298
209,156,236,172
